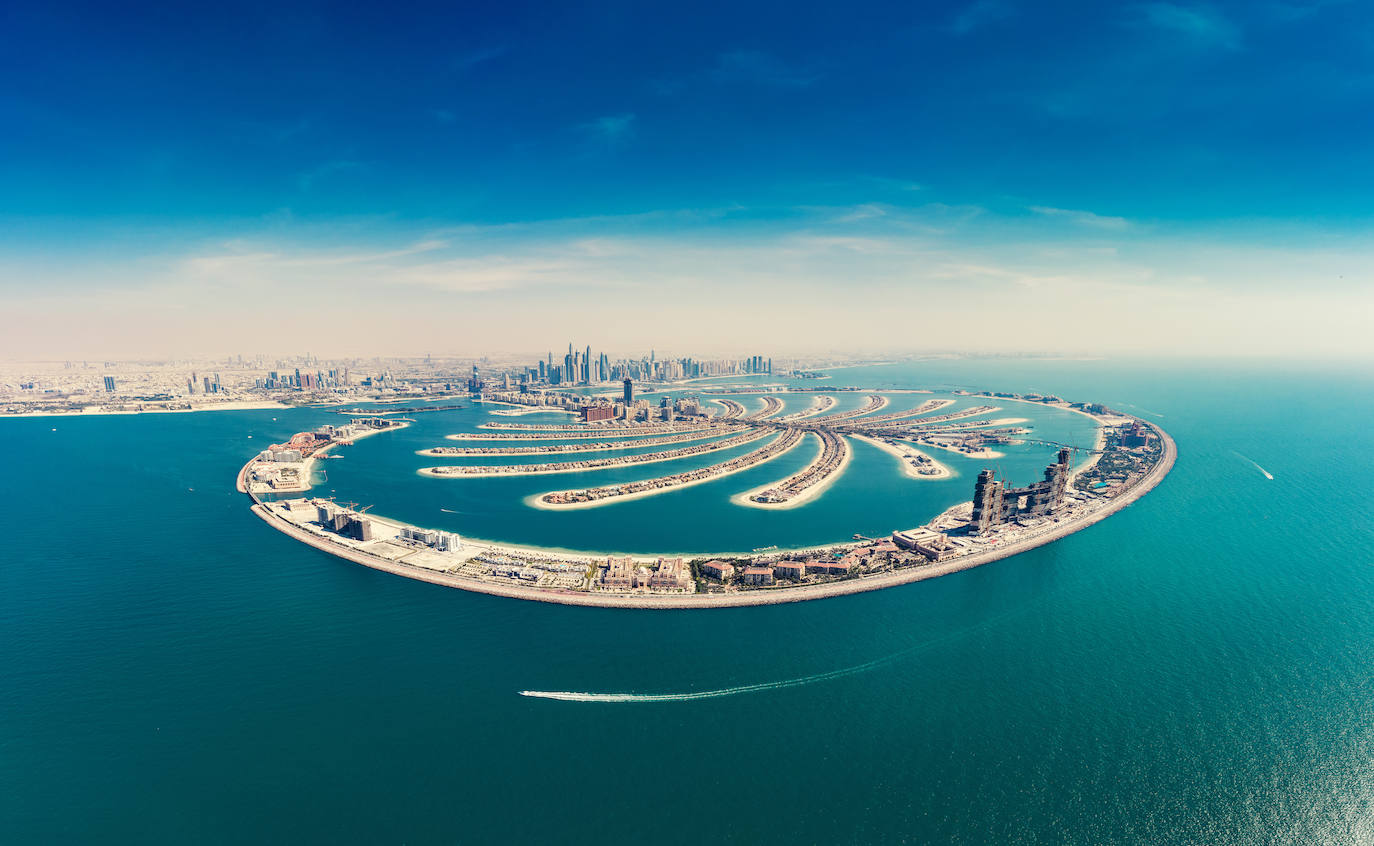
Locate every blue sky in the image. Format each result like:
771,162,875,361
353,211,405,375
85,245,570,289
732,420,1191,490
2,0,1372,357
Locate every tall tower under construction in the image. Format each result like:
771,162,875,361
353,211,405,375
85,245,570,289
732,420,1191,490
970,449,1072,534
971,469,1005,534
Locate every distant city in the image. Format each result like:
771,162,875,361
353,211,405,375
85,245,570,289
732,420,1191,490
0,346,872,417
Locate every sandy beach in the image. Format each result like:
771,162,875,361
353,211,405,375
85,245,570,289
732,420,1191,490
914,439,1004,460
730,432,854,510
416,428,724,457
525,430,808,511
418,428,771,478
921,416,1028,430
849,434,953,479
447,424,720,441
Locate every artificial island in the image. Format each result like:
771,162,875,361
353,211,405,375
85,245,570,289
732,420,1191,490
238,348,1174,608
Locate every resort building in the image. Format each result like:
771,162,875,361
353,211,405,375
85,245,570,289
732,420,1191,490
971,449,1072,534
700,560,734,581
647,557,692,591
600,556,636,590
740,566,775,586
891,529,951,561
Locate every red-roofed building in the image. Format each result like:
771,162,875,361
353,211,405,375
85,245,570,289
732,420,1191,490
740,566,775,586
700,560,734,581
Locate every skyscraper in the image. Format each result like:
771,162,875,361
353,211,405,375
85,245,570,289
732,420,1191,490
623,378,633,406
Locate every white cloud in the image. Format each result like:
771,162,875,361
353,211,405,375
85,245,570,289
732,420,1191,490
1029,205,1133,230
3,201,1371,359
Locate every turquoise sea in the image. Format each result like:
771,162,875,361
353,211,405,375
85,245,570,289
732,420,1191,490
3,358,1373,843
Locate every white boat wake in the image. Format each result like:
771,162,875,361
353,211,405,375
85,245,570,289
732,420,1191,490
1233,452,1274,480
520,660,883,703
521,610,1018,703
1119,402,1165,418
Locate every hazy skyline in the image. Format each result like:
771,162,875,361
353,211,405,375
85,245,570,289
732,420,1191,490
3,0,1372,359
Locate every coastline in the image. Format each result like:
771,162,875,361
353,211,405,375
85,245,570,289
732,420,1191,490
418,429,770,478
921,416,1028,430
479,399,578,416
3,399,289,418
914,439,1004,460
522,430,809,511
848,434,953,480
246,420,1175,608
730,432,854,510
416,428,724,457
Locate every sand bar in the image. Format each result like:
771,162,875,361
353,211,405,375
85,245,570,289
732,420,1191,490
849,434,952,479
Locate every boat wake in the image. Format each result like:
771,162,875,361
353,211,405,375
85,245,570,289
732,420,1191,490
520,611,1018,703
1120,402,1165,418
520,661,881,703
440,507,462,513
1233,452,1274,480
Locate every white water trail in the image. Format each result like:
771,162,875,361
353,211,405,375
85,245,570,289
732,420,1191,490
1233,452,1274,480
1118,402,1165,418
440,507,462,513
521,607,1022,703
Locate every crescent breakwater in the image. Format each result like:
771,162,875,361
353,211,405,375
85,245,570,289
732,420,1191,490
241,417,1174,608
240,389,1174,608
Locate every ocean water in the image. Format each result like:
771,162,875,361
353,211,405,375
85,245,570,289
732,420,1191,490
3,358,1373,844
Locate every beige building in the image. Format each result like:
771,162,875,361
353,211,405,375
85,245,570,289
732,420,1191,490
647,557,691,591
700,560,735,581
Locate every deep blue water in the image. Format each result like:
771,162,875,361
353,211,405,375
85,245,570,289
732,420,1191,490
3,358,1373,844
